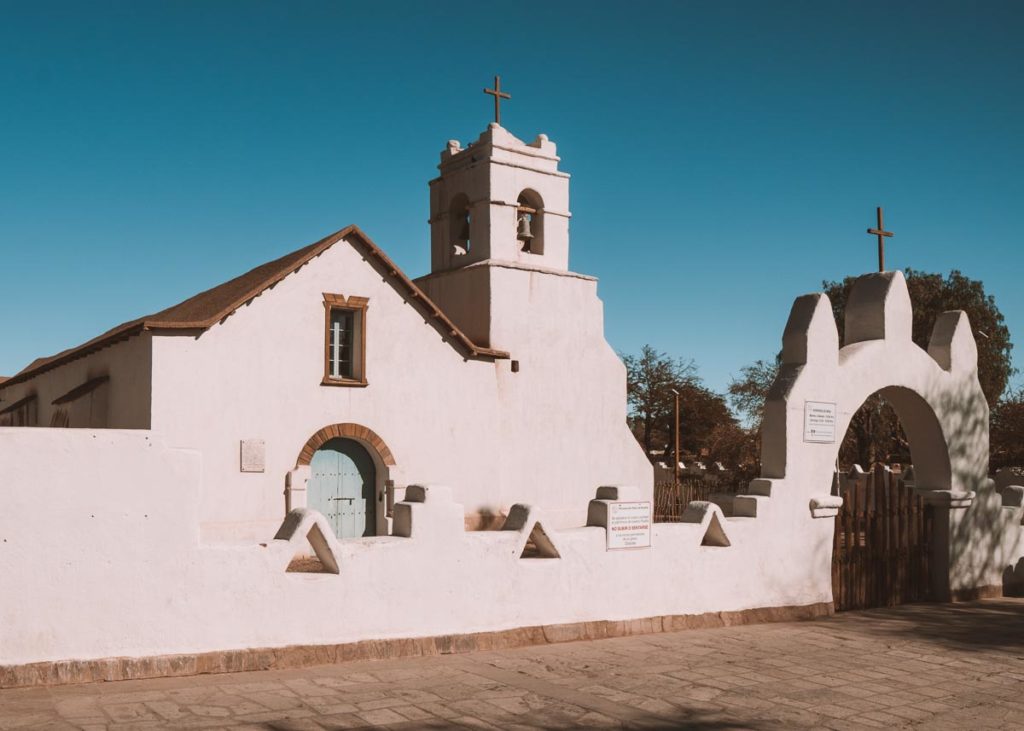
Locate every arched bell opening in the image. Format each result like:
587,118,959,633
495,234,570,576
516,189,544,255
831,386,946,611
449,193,472,257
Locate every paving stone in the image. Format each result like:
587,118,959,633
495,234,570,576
3,599,1024,729
103,702,160,723
314,712,370,729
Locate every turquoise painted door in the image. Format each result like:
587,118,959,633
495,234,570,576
308,438,376,538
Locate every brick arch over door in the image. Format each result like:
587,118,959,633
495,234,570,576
296,424,396,467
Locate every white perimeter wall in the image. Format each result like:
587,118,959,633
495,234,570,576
0,428,828,667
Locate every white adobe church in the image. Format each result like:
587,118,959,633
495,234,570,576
2,107,1024,688
0,121,652,542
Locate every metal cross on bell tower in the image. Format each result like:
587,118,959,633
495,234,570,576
483,75,511,126
866,206,894,272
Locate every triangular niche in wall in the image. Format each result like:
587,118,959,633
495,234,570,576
273,509,341,574
286,522,341,573
700,513,731,547
287,554,331,573
520,521,560,559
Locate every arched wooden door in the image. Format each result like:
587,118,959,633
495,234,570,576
308,438,376,538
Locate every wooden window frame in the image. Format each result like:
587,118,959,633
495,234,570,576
321,293,369,387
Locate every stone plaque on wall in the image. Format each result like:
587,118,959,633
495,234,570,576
606,501,652,550
803,401,837,444
240,439,266,473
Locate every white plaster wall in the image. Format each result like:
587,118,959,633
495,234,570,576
755,271,1024,598
0,334,153,429
486,263,652,517
0,429,201,665
3,269,1019,670
0,429,825,667
149,236,650,542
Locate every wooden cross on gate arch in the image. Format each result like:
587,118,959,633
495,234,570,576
867,207,894,272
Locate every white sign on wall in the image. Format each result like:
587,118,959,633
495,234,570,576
240,439,266,472
803,401,837,444
607,501,652,550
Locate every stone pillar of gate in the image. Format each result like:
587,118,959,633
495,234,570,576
754,270,1023,603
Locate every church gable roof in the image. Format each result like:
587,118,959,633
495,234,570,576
1,225,508,390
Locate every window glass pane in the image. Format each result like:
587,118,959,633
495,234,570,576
330,309,357,379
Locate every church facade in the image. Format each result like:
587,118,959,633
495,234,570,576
0,123,652,542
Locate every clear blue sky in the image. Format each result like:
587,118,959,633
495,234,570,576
2,1,1022,397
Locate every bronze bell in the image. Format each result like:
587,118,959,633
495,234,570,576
455,215,470,243
516,213,534,241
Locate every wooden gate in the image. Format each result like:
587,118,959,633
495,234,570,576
832,465,933,611
653,477,743,522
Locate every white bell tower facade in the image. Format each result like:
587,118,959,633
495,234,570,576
428,123,570,271
416,123,574,349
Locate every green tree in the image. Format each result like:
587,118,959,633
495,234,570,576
823,269,1013,407
728,356,780,429
675,380,738,458
623,345,696,456
825,269,1014,469
623,345,741,461
730,270,1015,470
991,388,1024,471
837,395,910,469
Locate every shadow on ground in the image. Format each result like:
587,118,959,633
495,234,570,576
830,598,1024,652
301,713,779,730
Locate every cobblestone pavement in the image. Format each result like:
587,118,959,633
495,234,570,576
2,599,1023,730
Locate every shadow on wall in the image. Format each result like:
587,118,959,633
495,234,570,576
1005,558,1024,597
468,506,508,531
932,383,1024,597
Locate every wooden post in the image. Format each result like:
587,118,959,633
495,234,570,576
672,388,681,489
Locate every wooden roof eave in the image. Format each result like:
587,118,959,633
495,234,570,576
344,228,510,361
0,225,509,392
0,322,147,391
135,225,508,361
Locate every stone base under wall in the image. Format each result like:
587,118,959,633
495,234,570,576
0,602,833,689
950,584,1004,602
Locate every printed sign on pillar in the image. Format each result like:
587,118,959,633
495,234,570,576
803,401,837,444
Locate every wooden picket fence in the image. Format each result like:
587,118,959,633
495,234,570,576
653,477,744,522
832,464,934,611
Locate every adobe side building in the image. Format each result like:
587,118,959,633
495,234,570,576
0,123,652,541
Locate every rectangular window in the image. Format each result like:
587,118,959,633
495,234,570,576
323,294,368,386
329,309,355,379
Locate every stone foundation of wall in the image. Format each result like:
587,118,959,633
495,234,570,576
0,602,833,689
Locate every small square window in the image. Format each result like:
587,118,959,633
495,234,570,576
322,295,367,386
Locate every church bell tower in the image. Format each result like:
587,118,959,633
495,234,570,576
415,122,572,349
427,123,570,272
